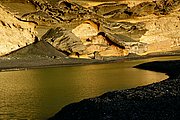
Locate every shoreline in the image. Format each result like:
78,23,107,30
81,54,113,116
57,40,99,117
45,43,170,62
48,59,180,120
0,1,179,119
1,50,180,72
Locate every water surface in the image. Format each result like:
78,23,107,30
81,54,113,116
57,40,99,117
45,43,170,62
0,56,180,120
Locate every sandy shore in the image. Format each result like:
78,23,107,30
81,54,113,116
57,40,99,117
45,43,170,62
1,49,180,72
1,43,180,72
0,1,179,119
0,40,180,72
48,59,180,120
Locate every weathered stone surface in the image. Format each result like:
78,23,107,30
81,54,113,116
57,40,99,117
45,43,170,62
104,33,148,55
71,20,131,58
90,34,109,45
124,42,148,55
90,0,179,19
117,0,154,7
140,15,180,53
129,2,156,17
2,0,180,58
41,27,86,55
0,5,36,56
100,21,147,41
154,0,180,15
22,0,92,25
85,44,107,55
91,3,129,18
99,45,128,57
72,20,99,39
1,0,27,3
17,0,180,57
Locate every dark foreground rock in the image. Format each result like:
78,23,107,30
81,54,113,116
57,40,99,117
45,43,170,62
135,60,180,77
49,60,180,120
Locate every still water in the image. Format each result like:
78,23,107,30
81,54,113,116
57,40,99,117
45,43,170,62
0,56,180,120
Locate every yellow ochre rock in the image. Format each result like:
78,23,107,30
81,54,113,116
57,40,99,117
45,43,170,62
72,20,99,39
0,5,37,56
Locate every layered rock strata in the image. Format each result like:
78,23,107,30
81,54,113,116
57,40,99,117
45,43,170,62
1,0,179,59
41,27,86,55
0,5,37,56
140,15,180,53
22,0,93,25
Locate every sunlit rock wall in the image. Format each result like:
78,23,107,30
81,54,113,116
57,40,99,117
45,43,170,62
0,5,37,56
140,10,180,53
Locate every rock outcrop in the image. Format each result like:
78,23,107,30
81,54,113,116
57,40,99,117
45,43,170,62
72,20,99,39
22,0,93,25
1,0,180,58
41,27,86,55
71,20,129,59
140,14,180,53
41,20,129,59
90,0,180,19
0,5,37,56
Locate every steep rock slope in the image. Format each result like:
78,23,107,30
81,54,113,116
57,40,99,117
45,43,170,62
1,0,180,58
0,5,37,56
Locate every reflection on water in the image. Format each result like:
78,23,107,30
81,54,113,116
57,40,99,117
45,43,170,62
0,56,180,119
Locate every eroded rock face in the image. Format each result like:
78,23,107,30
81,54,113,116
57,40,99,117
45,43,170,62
72,20,129,58
90,0,179,19
22,0,92,25
2,0,179,58
0,5,37,56
91,3,129,18
140,15,180,53
41,27,86,55
42,20,129,59
72,20,99,39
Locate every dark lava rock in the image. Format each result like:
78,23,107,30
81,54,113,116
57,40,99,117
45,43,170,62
49,60,180,120
135,60,180,78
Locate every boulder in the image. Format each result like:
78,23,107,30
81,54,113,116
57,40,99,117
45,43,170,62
72,20,99,39
41,27,86,55
99,45,129,57
0,5,37,56
72,20,132,59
